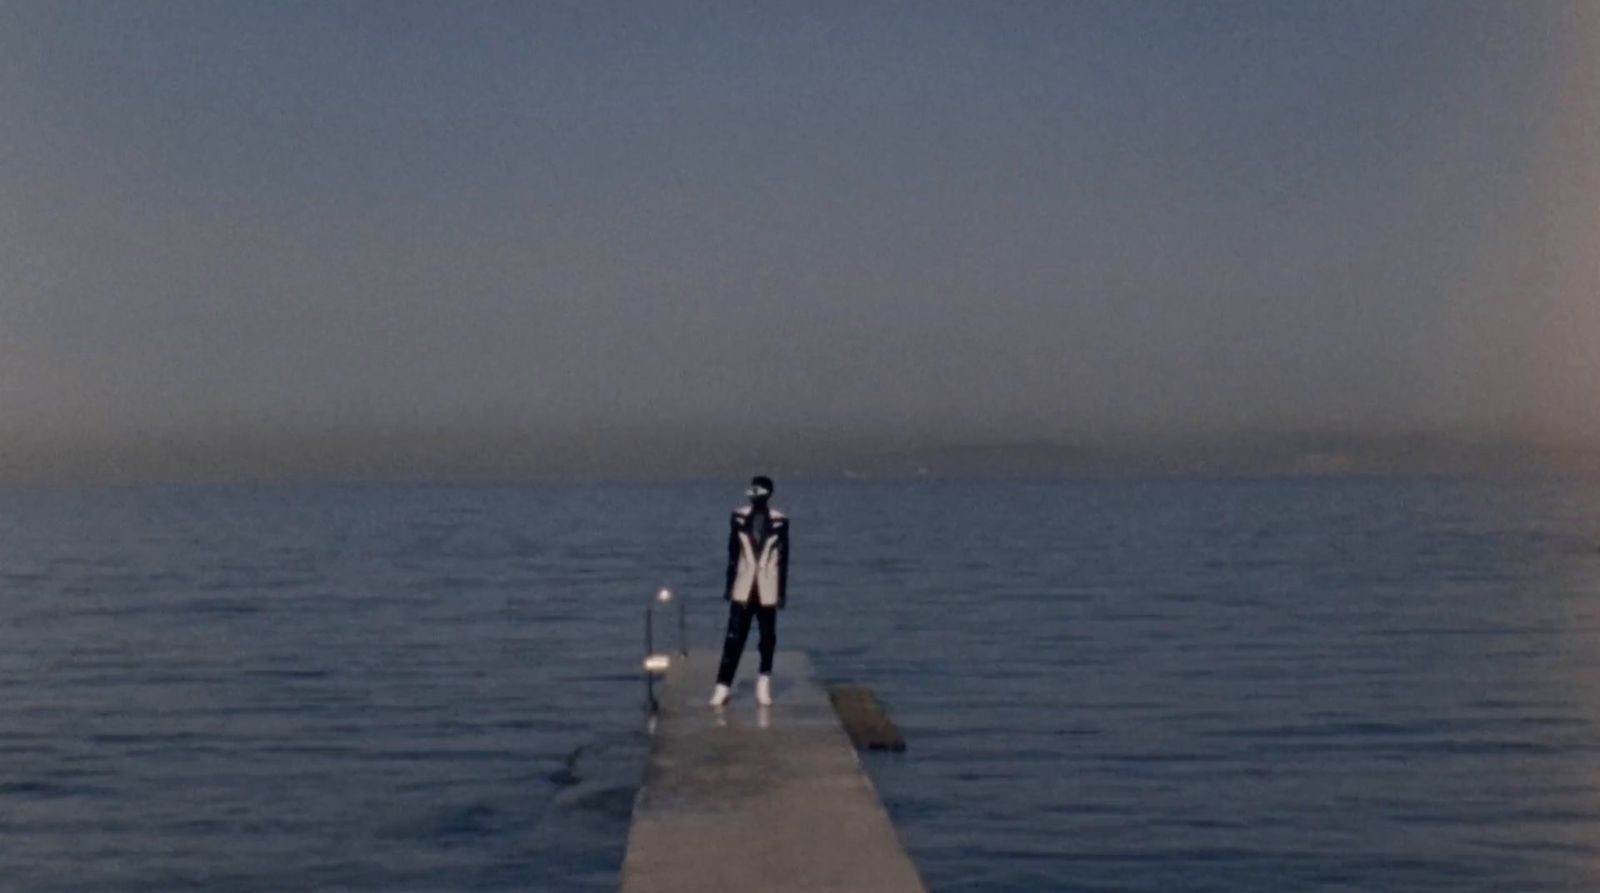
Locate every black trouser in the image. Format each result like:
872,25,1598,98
715,599,776,685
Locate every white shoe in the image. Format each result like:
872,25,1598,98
709,683,731,707
756,675,773,706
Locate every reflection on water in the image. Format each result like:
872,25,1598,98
1,477,1599,891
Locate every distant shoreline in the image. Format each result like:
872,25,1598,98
2,431,1597,488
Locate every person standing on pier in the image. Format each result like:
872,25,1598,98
710,475,789,707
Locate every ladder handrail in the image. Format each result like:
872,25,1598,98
643,587,687,712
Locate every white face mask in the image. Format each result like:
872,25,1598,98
746,485,771,500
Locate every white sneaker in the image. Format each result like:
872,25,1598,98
756,675,773,706
709,683,731,707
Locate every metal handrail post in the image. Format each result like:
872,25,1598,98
644,602,657,711
642,587,683,714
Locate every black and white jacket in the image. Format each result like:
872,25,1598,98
723,505,789,608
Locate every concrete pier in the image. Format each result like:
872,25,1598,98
619,650,927,893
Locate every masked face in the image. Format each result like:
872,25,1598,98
746,485,771,502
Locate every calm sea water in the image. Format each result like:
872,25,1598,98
4,477,1600,892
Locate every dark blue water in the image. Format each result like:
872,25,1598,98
4,477,1600,891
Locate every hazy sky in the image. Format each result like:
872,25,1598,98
1,1,1596,481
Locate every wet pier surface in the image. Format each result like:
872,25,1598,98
618,650,926,893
